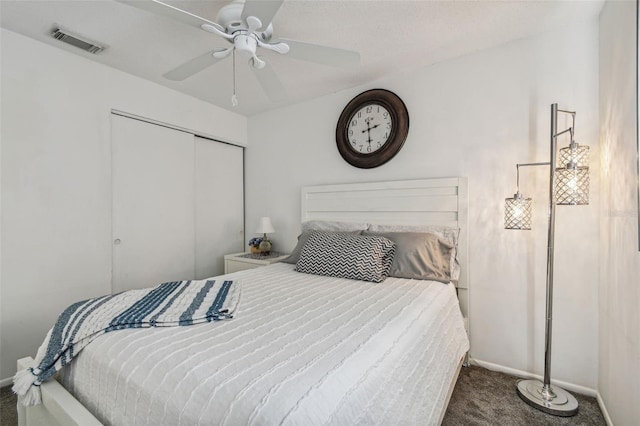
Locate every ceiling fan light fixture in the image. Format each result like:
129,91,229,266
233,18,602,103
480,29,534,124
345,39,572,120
235,34,258,57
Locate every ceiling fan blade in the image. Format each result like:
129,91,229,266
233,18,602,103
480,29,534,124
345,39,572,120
276,38,360,69
241,0,284,30
250,60,288,104
163,50,224,81
117,0,224,33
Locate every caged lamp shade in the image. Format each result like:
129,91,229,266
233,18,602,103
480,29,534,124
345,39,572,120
558,141,589,169
555,141,590,205
554,165,589,205
505,192,533,230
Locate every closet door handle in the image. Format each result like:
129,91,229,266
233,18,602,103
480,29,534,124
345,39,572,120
114,239,121,245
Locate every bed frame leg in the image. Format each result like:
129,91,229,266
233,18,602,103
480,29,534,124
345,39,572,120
17,394,26,426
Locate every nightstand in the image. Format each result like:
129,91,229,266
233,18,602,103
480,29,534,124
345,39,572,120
224,252,289,274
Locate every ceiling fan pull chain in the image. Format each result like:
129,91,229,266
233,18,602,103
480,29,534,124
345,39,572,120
231,49,238,107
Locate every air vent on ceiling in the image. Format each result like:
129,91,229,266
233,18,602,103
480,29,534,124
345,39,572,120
51,27,105,54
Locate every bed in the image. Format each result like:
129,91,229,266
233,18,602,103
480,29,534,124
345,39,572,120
16,177,470,426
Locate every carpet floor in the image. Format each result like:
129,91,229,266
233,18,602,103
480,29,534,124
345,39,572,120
442,366,606,426
0,385,17,426
1,365,605,425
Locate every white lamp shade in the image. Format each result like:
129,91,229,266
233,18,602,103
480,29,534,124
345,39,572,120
256,217,275,234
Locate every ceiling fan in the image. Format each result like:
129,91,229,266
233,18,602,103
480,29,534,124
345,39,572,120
118,0,360,105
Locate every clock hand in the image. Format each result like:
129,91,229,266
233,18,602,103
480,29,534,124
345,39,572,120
361,120,374,145
365,123,380,146
362,120,373,134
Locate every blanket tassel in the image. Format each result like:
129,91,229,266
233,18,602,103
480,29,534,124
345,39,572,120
12,368,42,406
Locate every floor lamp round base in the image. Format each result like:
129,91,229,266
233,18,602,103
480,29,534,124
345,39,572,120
516,379,579,417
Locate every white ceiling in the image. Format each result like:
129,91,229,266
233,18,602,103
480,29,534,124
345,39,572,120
1,0,604,116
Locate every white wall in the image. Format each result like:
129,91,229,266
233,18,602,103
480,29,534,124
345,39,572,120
247,22,601,389
599,1,640,424
0,29,247,382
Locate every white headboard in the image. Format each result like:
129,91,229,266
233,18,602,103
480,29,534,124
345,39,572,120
301,177,469,322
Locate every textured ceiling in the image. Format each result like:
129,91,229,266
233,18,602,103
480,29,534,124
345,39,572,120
1,0,604,116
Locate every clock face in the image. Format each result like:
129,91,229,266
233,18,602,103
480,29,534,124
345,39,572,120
347,104,393,155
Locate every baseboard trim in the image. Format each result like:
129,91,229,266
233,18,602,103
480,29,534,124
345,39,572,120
0,376,13,387
470,358,597,397
596,392,613,426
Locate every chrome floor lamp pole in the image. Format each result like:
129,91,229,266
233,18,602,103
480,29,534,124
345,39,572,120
505,103,589,417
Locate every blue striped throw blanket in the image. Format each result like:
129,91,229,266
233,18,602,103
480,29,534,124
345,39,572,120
13,278,240,406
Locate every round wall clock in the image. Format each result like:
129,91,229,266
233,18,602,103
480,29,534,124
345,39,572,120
336,89,409,169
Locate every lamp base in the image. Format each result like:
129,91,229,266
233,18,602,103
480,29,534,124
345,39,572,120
516,379,578,417
258,238,272,255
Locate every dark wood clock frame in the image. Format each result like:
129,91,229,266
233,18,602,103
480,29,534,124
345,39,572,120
336,89,410,169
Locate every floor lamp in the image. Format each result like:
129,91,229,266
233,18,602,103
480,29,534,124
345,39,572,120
504,103,590,417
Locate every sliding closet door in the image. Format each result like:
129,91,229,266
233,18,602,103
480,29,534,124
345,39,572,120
111,115,195,292
195,137,244,279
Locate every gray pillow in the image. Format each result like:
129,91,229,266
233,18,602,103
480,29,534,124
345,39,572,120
295,232,396,283
281,230,363,264
363,231,454,283
367,224,460,282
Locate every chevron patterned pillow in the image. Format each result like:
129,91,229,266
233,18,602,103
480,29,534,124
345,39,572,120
295,231,396,283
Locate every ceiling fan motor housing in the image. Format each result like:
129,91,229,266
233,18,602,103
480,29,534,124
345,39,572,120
216,0,273,41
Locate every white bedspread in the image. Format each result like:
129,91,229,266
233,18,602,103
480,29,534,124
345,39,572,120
59,263,469,426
